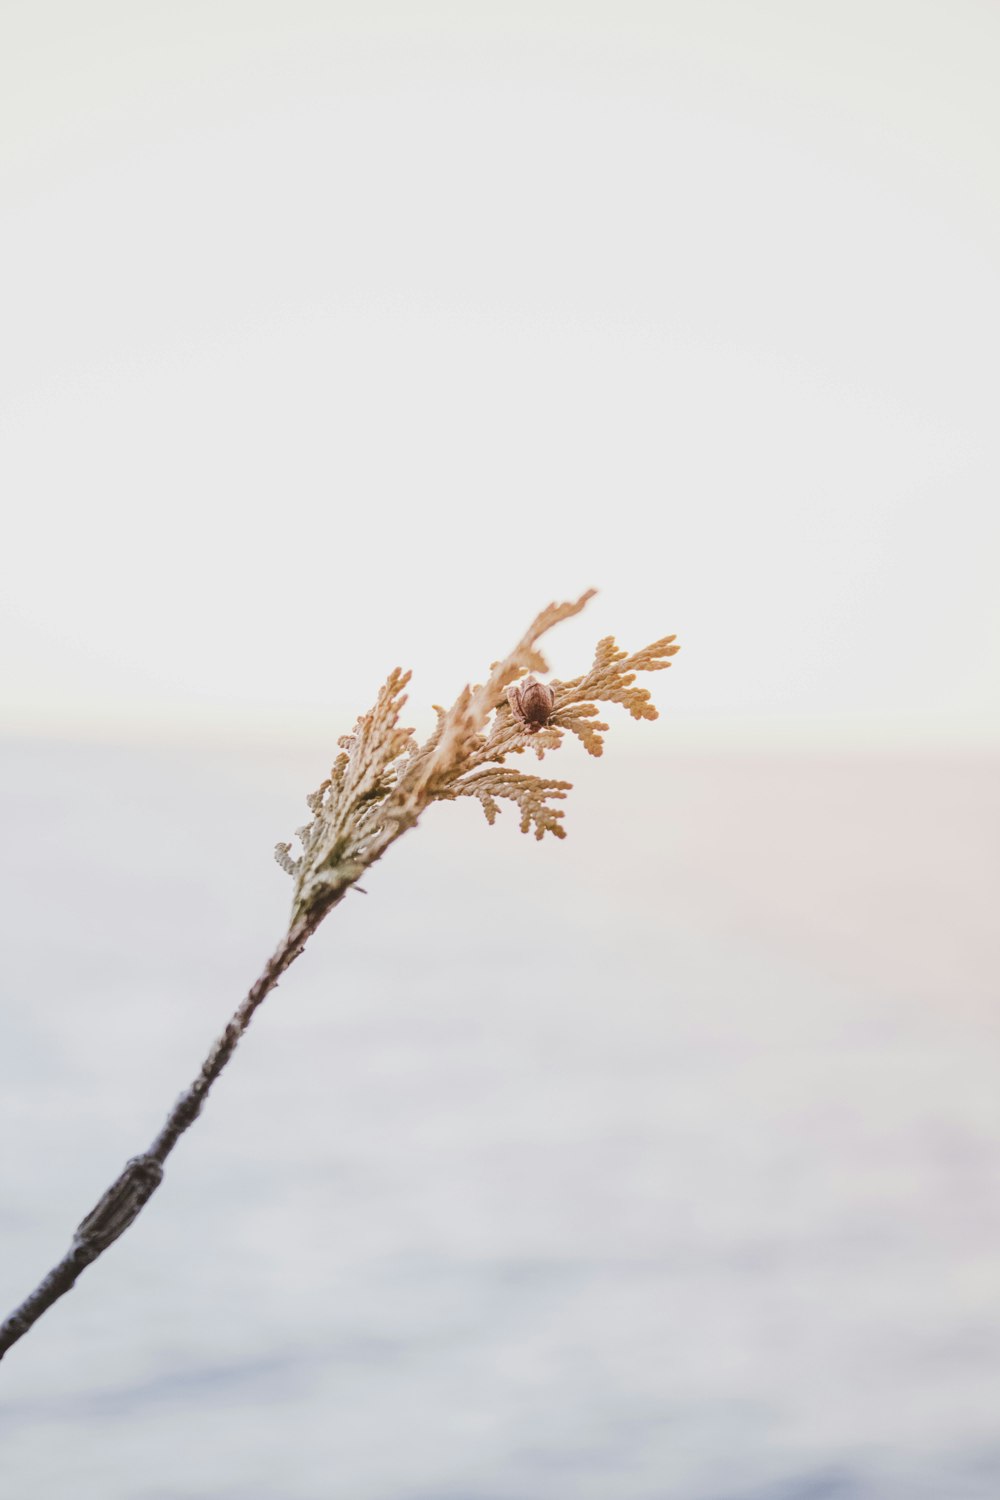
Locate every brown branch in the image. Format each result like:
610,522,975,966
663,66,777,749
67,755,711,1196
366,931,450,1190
0,892,340,1361
0,593,678,1363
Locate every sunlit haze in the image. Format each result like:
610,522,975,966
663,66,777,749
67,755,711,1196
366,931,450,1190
2,2,998,747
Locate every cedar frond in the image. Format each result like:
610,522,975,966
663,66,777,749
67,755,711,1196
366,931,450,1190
275,668,416,918
548,633,681,752
275,592,678,920
5,589,681,1363
550,704,610,758
440,766,572,840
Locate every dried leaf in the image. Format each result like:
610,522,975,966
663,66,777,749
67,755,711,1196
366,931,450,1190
275,593,679,919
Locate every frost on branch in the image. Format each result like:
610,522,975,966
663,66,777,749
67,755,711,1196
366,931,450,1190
275,592,680,920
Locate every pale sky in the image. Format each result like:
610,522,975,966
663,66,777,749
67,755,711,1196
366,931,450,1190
2,1,998,747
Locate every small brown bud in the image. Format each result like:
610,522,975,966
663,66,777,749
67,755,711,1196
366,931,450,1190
506,675,556,733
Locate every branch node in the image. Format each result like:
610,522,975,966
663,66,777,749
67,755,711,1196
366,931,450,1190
72,1155,164,1256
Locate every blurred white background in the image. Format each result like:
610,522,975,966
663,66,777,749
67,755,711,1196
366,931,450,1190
2,0,998,747
2,5,999,1500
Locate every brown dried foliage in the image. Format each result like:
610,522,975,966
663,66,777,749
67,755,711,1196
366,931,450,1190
277,591,679,920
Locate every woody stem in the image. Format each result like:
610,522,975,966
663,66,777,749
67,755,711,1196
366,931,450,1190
0,892,340,1362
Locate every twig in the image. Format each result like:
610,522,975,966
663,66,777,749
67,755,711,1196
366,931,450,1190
0,593,679,1362
0,896,336,1360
